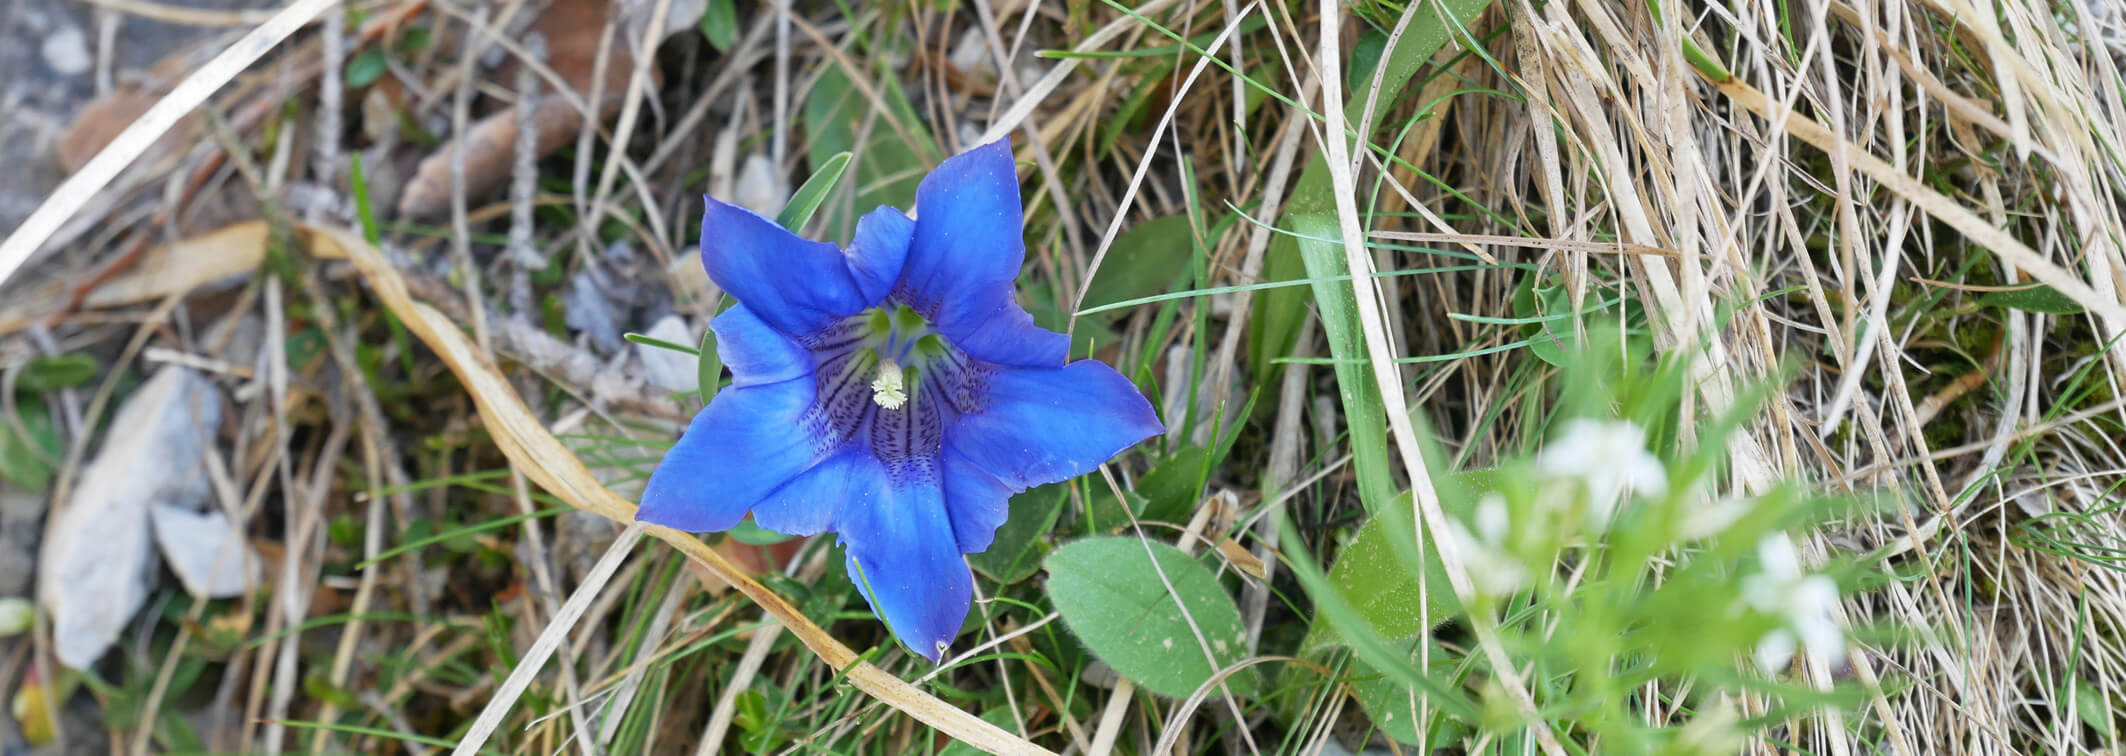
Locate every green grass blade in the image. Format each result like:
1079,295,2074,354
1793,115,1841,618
777,151,854,232
623,332,700,356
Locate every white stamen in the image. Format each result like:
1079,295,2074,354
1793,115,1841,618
870,358,908,409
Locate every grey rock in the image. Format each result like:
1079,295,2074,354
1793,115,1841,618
636,314,698,393
39,26,89,77
38,366,221,669
564,269,623,355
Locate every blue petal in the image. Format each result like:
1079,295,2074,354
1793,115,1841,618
847,206,915,304
939,287,1069,368
942,447,1018,554
896,140,1066,367
636,379,826,532
711,304,812,387
946,361,1164,489
748,448,867,536
700,197,905,337
837,457,970,662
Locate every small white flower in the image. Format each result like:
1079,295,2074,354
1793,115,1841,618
1474,492,1511,544
1741,534,1844,673
1677,496,1753,540
1672,698,1746,755
1447,494,1528,597
1537,419,1667,524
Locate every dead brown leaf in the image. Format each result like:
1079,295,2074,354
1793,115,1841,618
0,221,343,336
55,85,201,176
395,0,641,218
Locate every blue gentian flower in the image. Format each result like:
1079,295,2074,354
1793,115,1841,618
638,140,1164,662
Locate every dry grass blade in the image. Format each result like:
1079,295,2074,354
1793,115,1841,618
321,225,1052,756
1151,656,1318,756
450,521,646,756
0,221,351,336
975,0,1180,147
1313,1,1564,753
1066,6,1251,336
694,615,784,756
1707,75,2126,324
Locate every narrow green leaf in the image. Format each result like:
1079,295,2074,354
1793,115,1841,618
1046,537,1257,699
357,507,568,568
1978,284,2085,315
349,153,381,244
623,332,699,356
1076,264,1501,319
1036,14,1270,60
17,354,98,392
1290,214,1397,513
1645,0,1734,80
776,151,853,233
696,322,723,402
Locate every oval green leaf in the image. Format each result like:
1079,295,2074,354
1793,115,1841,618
697,0,737,52
1045,537,1256,699
1349,638,1466,745
1079,215,1196,320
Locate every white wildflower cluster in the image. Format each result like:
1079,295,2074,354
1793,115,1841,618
1446,418,1672,599
1535,418,1761,542
1741,534,1845,673
1536,418,1667,528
